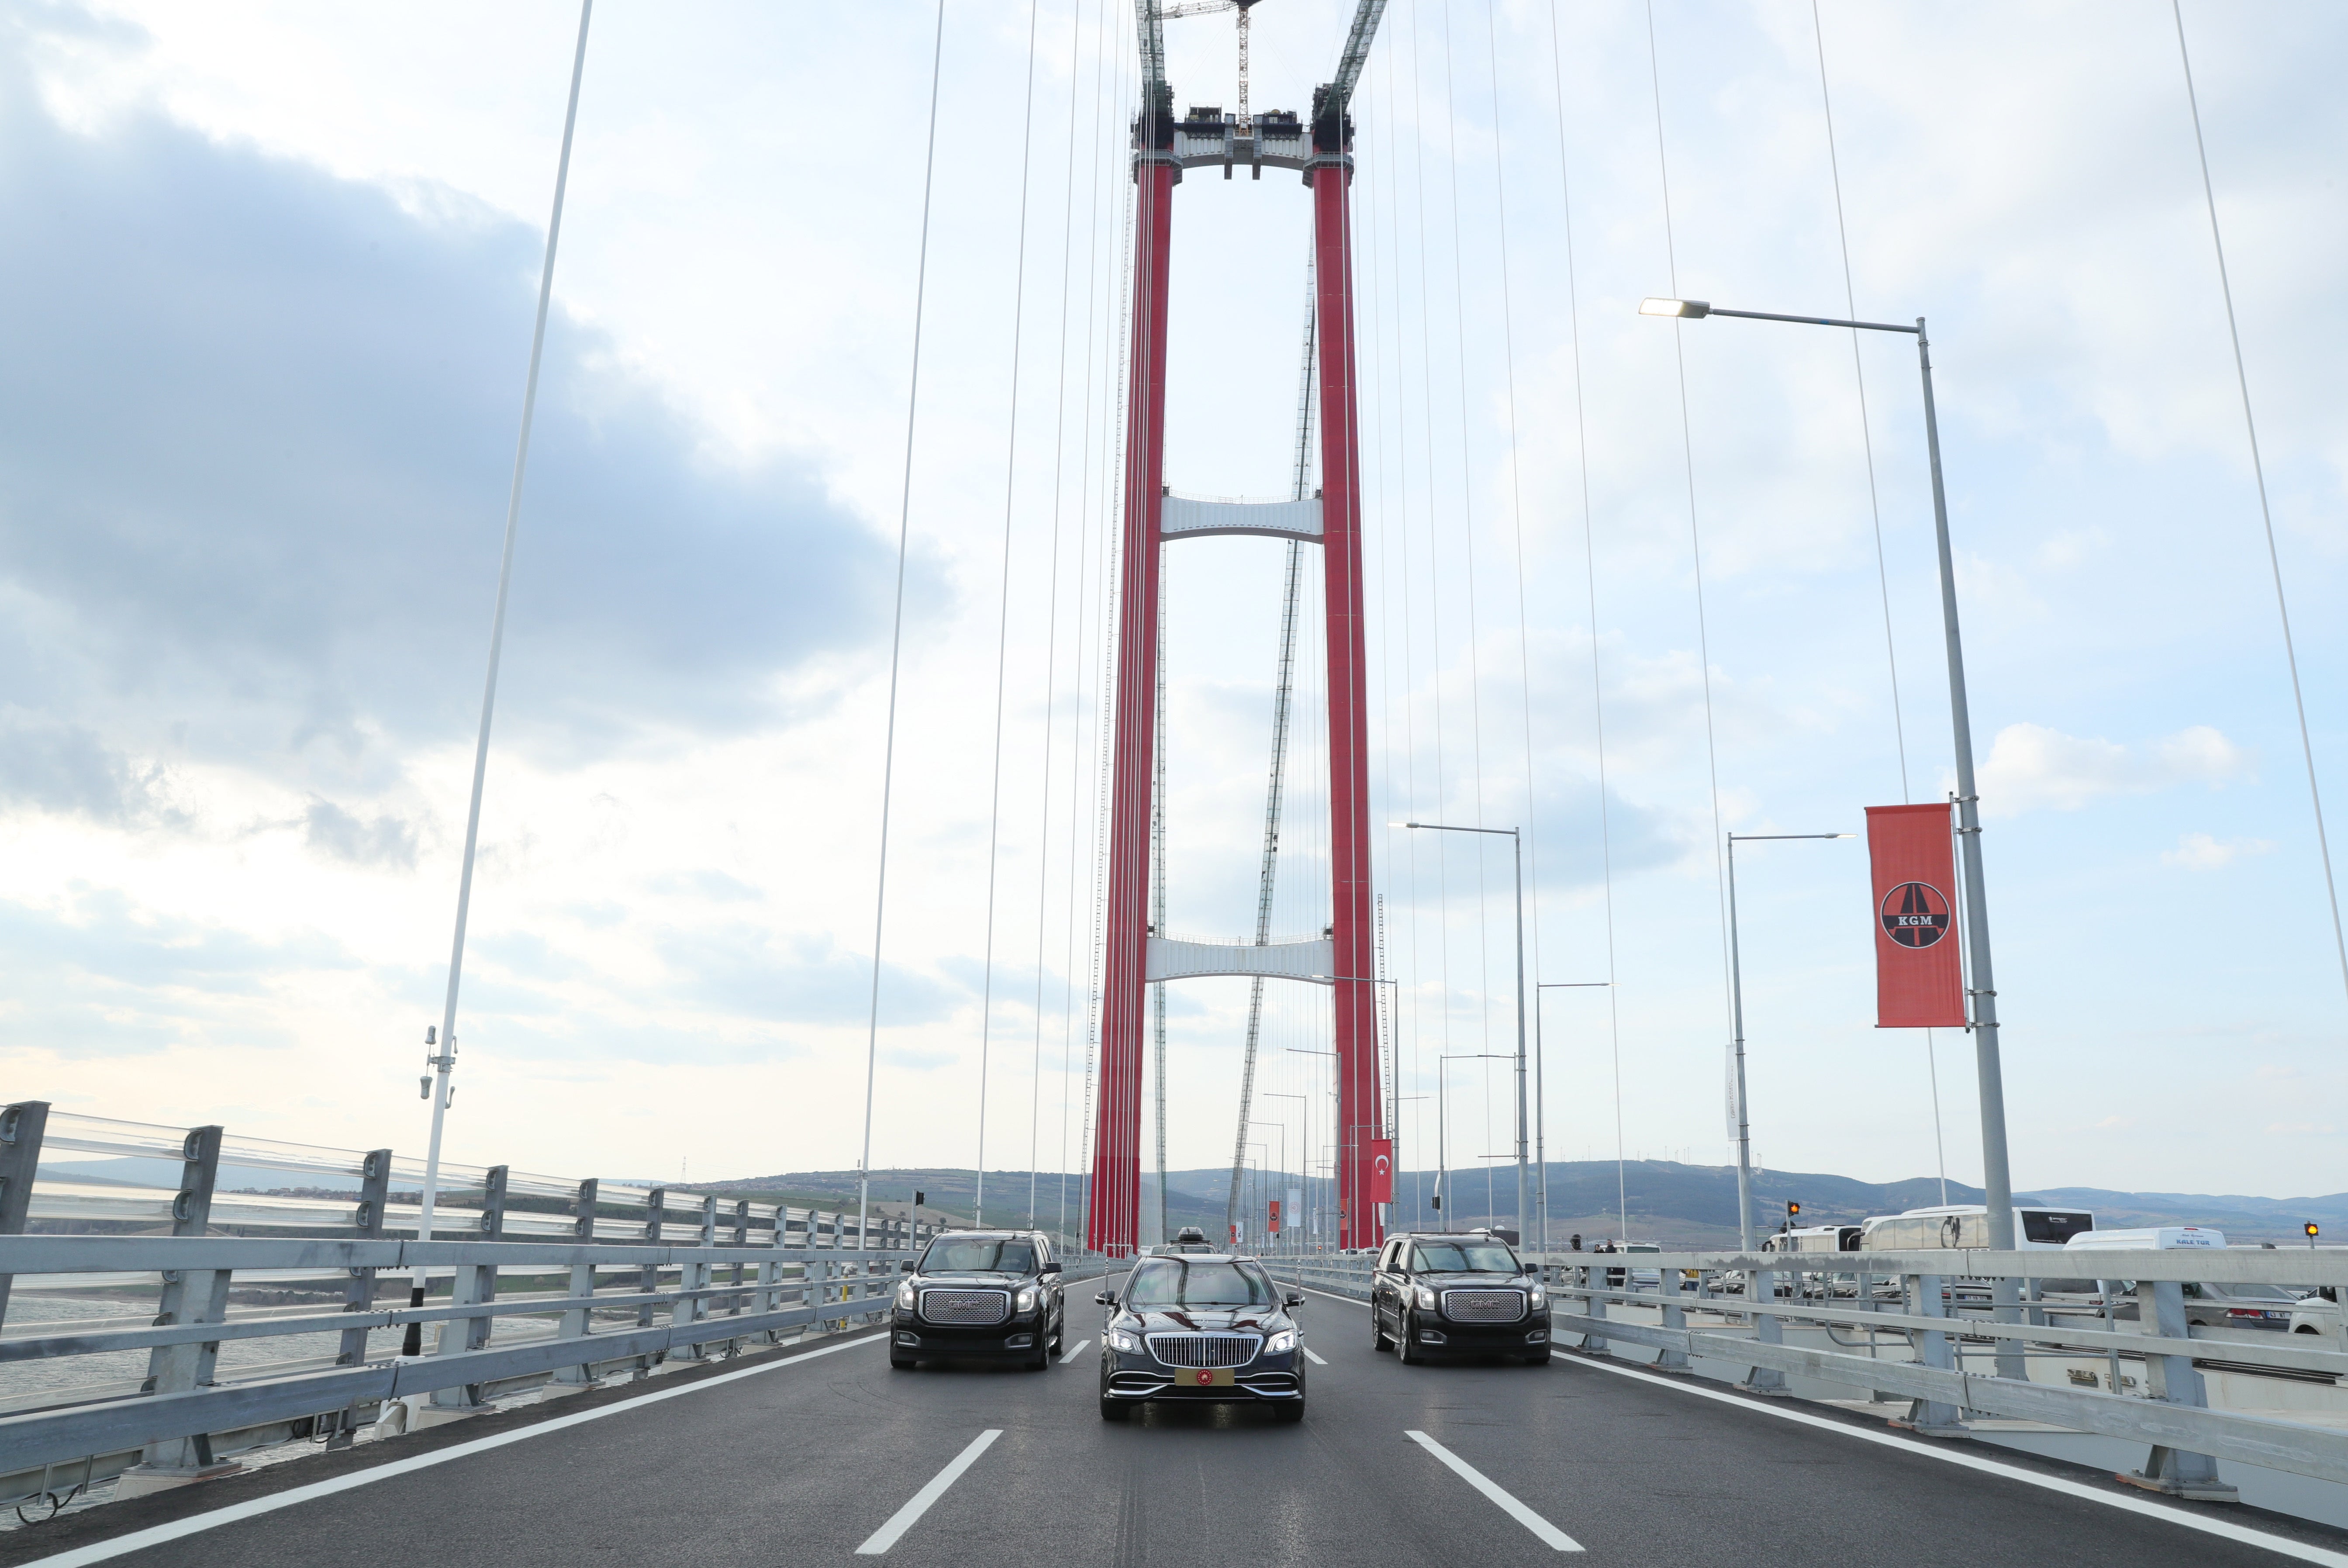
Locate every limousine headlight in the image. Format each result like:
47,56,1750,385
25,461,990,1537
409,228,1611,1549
1265,1328,1297,1355
1108,1329,1141,1353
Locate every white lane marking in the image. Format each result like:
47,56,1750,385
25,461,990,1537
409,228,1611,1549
1060,1339,1091,1364
1302,1345,1328,1365
19,1333,889,1568
1405,1429,1584,1551
1554,1351,2348,1568
853,1428,1003,1555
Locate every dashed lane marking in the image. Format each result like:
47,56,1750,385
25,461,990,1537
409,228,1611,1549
1405,1429,1584,1551
1554,1350,2348,1568
1060,1339,1091,1364
1299,1281,2348,1566
853,1428,1002,1555
1302,1346,1328,1365
16,1332,889,1568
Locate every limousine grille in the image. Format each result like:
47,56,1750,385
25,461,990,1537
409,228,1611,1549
1146,1332,1259,1368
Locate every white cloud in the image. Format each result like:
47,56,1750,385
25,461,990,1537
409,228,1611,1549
1978,722,2251,815
2162,832,2275,870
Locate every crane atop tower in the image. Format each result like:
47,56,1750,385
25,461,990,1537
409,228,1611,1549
1159,0,1264,127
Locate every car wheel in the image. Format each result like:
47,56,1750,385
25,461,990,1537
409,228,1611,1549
1397,1312,1423,1365
1028,1337,1052,1371
1099,1396,1132,1422
1371,1307,1390,1352
1272,1401,1305,1424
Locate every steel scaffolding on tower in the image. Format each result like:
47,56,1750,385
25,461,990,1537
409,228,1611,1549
1088,0,1391,1256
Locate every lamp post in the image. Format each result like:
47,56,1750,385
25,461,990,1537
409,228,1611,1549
1638,297,2019,1261
1403,822,1529,1251
1264,1093,1307,1249
1248,1121,1286,1251
1724,832,1854,1252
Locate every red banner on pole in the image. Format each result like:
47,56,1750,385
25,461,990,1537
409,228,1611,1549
1266,1200,1281,1235
1366,1139,1394,1204
1866,804,1967,1028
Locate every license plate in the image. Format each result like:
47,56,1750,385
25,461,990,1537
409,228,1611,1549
1182,1368,1235,1388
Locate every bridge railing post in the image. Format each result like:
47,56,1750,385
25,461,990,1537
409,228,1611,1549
1655,1263,1690,1372
2125,1278,2240,1501
0,1101,52,1333
1740,1264,1787,1394
120,1124,232,1495
429,1165,507,1412
631,1187,664,1381
671,1196,718,1362
552,1177,601,1388
1899,1271,1967,1436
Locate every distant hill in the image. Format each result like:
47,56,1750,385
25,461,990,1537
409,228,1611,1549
712,1161,2348,1248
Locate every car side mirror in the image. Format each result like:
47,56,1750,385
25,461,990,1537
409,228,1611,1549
899,1260,916,1273
1095,1291,1118,1307
1040,1260,1063,1275
1285,1291,1305,1308
1523,1263,1540,1276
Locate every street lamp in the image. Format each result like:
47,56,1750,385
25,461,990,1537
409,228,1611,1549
1401,822,1529,1252
1638,298,2020,1261
1725,832,1854,1251
1264,1093,1308,1248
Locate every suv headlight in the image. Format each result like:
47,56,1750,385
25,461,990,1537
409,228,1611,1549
1108,1329,1141,1353
1414,1284,1436,1311
1265,1329,1297,1355
1528,1285,1546,1309
1015,1285,1041,1313
896,1281,915,1309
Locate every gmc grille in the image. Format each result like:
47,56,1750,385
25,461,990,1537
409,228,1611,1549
1146,1332,1259,1368
1441,1288,1527,1323
920,1288,1010,1325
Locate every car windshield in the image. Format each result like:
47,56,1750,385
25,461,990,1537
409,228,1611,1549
1411,1241,1518,1273
1122,1259,1276,1308
921,1238,1035,1274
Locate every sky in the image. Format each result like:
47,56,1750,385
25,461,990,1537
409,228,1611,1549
1,0,2343,1212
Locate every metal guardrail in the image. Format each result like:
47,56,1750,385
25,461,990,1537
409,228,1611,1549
0,1099,1098,1511
1265,1247,2348,1501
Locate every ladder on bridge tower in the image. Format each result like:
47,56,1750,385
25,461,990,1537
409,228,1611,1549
1090,0,1393,1257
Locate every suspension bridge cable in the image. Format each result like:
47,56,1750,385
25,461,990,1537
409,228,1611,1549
1029,0,1091,1235
1062,0,1119,1248
2171,0,2348,1008
416,0,593,1269
1435,0,1501,1226
1405,0,1457,1223
972,0,1046,1230
1377,38,1429,1226
1542,0,1626,1242
1809,0,1944,1205
857,0,950,1251
1644,1,1737,1223
1480,0,1550,1248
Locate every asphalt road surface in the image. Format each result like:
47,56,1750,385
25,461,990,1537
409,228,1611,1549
10,1280,2347,1567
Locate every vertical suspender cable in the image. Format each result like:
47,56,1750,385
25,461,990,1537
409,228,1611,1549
1543,0,1626,1242
858,0,951,1254
973,0,1046,1231
412,0,592,1326
1644,0,1736,1205
1810,0,1945,1203
1033,0,1090,1237
2172,0,2348,1006
1481,0,1548,1251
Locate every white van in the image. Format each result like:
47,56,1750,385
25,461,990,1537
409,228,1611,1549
2058,1231,2310,1330
1858,1205,2095,1252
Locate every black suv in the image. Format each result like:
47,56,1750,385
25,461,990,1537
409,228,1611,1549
1371,1230,1550,1364
891,1230,1065,1370
1096,1251,1307,1422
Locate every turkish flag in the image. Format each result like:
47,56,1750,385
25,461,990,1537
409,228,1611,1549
1866,804,1966,1028
1366,1138,1395,1204
1267,1199,1281,1235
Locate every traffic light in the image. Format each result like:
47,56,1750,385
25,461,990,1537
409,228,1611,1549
1787,1201,1802,1219
2309,1222,2322,1247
